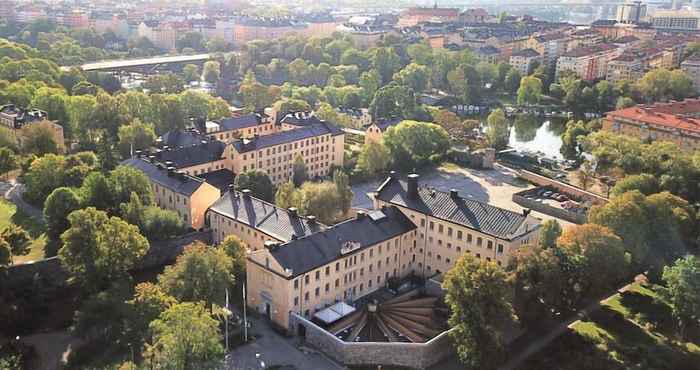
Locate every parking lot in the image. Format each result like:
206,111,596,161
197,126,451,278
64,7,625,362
351,163,574,226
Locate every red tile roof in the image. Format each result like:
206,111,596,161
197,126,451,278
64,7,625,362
606,99,700,134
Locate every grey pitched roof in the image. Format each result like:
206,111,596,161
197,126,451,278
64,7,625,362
197,169,235,192
232,123,342,153
375,176,537,240
159,130,206,148
208,190,326,242
155,140,226,169
511,48,540,58
269,206,416,278
121,157,206,196
217,114,264,131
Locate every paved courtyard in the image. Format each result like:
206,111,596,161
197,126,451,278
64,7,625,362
351,163,572,226
225,315,344,370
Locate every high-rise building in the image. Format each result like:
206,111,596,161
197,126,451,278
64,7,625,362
616,1,647,24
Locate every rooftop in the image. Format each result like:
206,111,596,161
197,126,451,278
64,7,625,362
511,48,540,58
209,190,326,243
375,175,539,240
232,122,342,153
606,99,700,134
214,113,266,132
561,43,618,58
158,129,206,148
154,140,226,169
268,206,416,278
121,157,207,196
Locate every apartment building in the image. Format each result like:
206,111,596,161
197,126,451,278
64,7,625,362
246,206,418,328
137,20,191,50
556,43,621,81
207,189,325,247
509,48,541,76
606,53,645,84
0,105,64,149
373,174,541,269
681,55,700,91
474,45,502,63
526,33,569,68
649,10,700,31
397,7,460,27
567,28,603,50
232,18,306,44
603,99,700,150
122,157,221,229
154,140,229,176
229,121,344,185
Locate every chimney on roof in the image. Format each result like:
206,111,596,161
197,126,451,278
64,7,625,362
241,189,252,198
356,210,366,219
389,170,397,179
407,173,419,199
288,207,298,217
450,189,459,199
135,150,142,158
167,166,176,177
228,183,234,193
264,240,280,250
307,215,316,224
523,208,531,217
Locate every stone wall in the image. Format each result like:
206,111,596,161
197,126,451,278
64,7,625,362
512,193,587,224
290,313,455,370
517,170,608,205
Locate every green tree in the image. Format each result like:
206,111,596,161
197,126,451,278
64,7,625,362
371,47,401,84
23,154,66,205
357,141,390,177
0,147,17,177
0,225,30,265
292,154,308,187
299,181,341,224
383,120,450,171
117,119,156,158
158,242,234,309
275,181,300,210
504,69,522,93
393,63,430,92
144,302,224,370
176,31,206,52
182,64,200,83
333,170,353,215
219,235,247,280
58,208,149,293
109,165,155,207
21,122,60,155
485,109,509,150
539,219,562,249
202,61,221,84
517,76,543,105
234,170,274,202
359,70,381,104
43,187,82,256
660,255,700,338
238,72,279,111
444,255,511,369
560,120,590,160
126,282,177,347
612,173,660,197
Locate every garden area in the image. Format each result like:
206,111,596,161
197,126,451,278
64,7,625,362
522,282,700,370
0,198,46,264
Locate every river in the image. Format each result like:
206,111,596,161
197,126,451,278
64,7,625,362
507,114,567,160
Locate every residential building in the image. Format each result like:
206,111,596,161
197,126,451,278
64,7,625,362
509,48,541,76
526,33,569,68
208,189,326,247
603,99,700,150
373,174,541,269
567,28,603,50
364,118,401,145
122,157,221,229
649,10,700,31
229,120,344,185
459,8,489,24
616,1,647,24
155,139,229,176
606,52,645,84
246,205,418,328
681,55,700,91
137,20,191,50
591,19,657,40
338,108,372,128
0,105,64,149
232,17,306,44
474,45,501,63
204,113,276,141
556,43,621,81
397,6,460,27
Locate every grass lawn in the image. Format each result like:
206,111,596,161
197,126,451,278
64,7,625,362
0,198,47,264
521,282,700,370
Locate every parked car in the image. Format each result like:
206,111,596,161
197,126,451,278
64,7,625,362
543,191,553,198
551,193,560,199
556,194,569,202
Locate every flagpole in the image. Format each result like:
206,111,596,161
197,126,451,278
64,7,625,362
243,283,248,343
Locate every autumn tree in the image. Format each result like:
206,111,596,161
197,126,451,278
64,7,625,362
485,109,509,150
538,219,562,249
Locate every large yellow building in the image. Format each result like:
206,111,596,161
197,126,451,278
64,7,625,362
242,173,541,330
123,157,221,230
